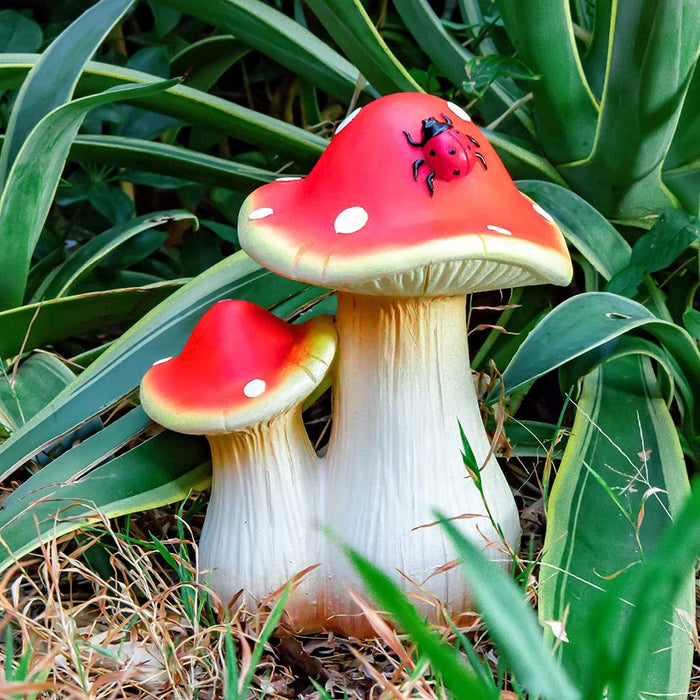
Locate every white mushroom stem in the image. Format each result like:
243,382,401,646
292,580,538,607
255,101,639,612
321,293,520,637
199,407,321,628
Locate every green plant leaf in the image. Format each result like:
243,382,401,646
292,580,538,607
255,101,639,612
439,517,580,699
539,355,694,698
495,0,598,163
0,0,136,188
491,293,700,429
0,253,316,482
584,477,700,700
580,0,612,99
0,430,211,574
0,10,42,53
393,0,533,134
171,35,251,92
1,408,151,509
0,78,179,311
65,135,280,191
343,543,498,699
515,180,631,281
483,134,565,186
463,54,538,99
305,0,420,94
683,307,700,340
561,0,699,218
0,283,183,361
0,355,75,438
0,57,327,167
68,135,276,193
156,0,371,103
605,210,699,297
37,211,197,300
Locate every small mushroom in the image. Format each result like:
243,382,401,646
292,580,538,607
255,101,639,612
239,93,572,637
140,300,336,627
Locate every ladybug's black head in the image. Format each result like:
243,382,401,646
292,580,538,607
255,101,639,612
420,115,453,145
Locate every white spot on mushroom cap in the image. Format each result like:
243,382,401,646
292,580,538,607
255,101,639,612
243,379,266,398
487,224,513,236
249,207,274,220
533,203,555,223
447,101,471,122
275,176,302,181
335,107,361,135
334,206,368,234
153,356,172,366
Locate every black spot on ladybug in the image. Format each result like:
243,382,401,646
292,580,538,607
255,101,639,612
404,112,488,195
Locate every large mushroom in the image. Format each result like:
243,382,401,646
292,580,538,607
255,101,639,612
140,299,336,629
239,93,573,637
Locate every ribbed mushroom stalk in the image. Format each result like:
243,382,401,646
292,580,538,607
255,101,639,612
239,93,573,637
321,292,519,635
140,300,337,629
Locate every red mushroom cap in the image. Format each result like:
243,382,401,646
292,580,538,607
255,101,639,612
140,300,337,434
239,93,572,297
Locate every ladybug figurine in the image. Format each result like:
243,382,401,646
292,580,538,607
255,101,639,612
404,114,487,196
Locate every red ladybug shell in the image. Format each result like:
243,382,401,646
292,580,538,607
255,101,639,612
423,130,474,182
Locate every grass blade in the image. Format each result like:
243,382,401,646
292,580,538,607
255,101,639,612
344,544,499,699
439,518,580,699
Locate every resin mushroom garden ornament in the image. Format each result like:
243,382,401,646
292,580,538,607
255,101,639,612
239,92,573,637
140,299,337,629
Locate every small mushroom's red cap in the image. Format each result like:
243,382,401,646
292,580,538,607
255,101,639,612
239,93,572,297
140,300,337,435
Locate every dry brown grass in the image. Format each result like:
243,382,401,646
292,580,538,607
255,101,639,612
0,502,511,700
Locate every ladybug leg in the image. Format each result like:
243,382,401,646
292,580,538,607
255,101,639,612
468,135,480,147
475,152,487,170
426,171,436,196
412,158,425,181
441,113,452,126
403,130,421,147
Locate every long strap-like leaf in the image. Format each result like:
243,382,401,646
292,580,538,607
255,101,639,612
495,0,599,163
561,0,699,218
305,0,420,94
0,79,178,311
156,0,371,103
0,57,327,166
0,252,313,482
539,355,694,697
0,0,136,189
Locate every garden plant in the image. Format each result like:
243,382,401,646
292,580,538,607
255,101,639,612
0,0,697,698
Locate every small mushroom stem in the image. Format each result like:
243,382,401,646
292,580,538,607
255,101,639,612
199,407,321,628
321,293,520,637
